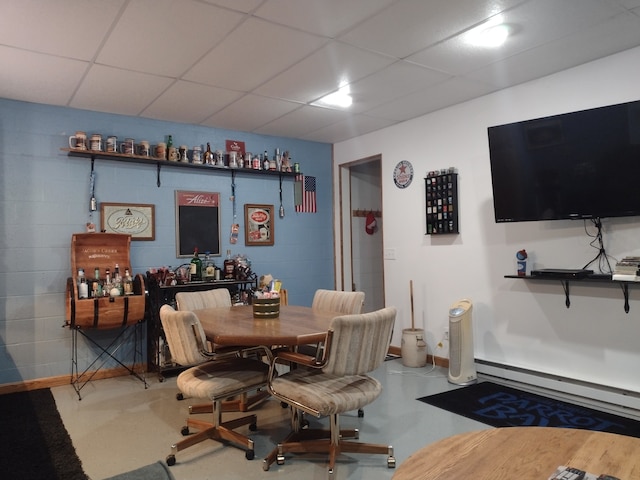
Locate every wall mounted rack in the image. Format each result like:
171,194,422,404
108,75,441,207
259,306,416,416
62,148,299,187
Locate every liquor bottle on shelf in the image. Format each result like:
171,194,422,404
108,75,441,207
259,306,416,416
203,251,215,280
77,268,88,299
223,249,235,280
204,142,213,165
166,135,173,160
190,247,202,282
123,268,134,295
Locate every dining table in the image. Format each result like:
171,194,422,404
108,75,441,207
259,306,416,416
193,304,340,347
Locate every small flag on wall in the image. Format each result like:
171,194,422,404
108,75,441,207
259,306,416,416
294,174,317,213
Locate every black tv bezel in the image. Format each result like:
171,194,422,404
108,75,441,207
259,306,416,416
487,99,640,224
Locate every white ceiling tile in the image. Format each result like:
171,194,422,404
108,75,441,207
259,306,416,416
364,77,497,121
0,0,124,60
96,0,245,77
254,0,396,37
70,65,174,116
300,114,397,143
255,105,349,138
0,47,88,105
348,62,452,113
468,11,640,89
142,80,244,124
338,0,527,58
203,94,302,132
255,41,395,103
183,17,328,91
200,0,264,13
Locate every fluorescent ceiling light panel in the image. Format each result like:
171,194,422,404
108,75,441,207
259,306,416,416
465,16,510,47
314,83,353,108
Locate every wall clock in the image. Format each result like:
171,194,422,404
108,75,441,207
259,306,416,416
393,160,414,189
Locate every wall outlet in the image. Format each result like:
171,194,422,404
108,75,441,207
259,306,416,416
444,330,449,341
383,248,396,260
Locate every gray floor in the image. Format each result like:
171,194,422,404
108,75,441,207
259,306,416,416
52,359,489,480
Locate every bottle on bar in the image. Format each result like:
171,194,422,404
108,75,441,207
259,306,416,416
223,249,235,280
123,268,134,295
190,247,202,282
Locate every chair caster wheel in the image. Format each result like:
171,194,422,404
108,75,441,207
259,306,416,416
387,456,396,468
276,454,285,465
358,408,364,417
181,426,189,436
166,455,176,466
281,401,288,408
176,393,184,401
249,422,257,431
246,450,255,460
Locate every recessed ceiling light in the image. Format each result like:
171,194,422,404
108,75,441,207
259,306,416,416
466,16,511,47
314,83,353,108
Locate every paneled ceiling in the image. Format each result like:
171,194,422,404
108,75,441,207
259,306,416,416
2,0,640,144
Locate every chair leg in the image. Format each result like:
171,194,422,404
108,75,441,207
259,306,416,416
167,400,258,466
262,412,395,473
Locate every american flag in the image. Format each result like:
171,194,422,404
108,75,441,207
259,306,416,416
294,174,317,213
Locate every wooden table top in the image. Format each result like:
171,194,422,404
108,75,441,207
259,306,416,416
393,427,640,480
194,304,338,347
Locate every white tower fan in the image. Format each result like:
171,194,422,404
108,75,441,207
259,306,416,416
447,299,477,385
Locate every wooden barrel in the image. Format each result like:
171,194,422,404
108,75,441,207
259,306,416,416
252,297,280,319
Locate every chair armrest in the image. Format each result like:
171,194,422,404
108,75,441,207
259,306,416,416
274,350,320,368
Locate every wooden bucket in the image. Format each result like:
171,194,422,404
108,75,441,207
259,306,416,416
252,297,280,319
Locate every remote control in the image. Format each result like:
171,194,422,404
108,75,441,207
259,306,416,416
549,466,586,480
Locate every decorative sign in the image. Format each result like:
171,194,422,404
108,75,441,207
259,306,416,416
225,139,245,156
175,191,221,257
393,160,414,189
100,203,155,240
244,204,274,246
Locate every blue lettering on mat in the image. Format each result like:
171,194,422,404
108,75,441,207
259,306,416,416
473,392,623,431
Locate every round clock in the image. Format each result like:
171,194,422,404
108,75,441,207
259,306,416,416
393,160,414,189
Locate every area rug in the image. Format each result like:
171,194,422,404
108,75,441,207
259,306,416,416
418,381,640,438
0,388,88,479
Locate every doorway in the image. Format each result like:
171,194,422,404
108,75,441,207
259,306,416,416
339,155,384,313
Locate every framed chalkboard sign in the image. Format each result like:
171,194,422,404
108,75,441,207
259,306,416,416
175,190,221,258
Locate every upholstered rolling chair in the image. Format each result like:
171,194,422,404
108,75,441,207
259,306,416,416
159,305,270,465
174,289,269,413
263,307,397,477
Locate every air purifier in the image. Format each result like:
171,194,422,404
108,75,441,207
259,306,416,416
448,299,477,385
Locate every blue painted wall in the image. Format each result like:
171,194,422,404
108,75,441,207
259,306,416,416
0,98,334,385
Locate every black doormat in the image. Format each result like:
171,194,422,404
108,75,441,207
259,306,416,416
0,388,88,479
417,381,640,438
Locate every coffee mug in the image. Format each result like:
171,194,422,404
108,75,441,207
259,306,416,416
137,140,150,157
119,138,135,155
69,131,87,150
179,145,188,163
90,133,102,151
168,146,178,161
155,142,166,159
192,146,202,164
106,136,117,153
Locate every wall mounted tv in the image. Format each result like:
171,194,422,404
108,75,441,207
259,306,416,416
488,99,640,223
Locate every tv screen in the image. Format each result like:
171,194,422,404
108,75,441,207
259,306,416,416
488,100,640,223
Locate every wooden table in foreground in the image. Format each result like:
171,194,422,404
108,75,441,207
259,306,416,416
194,305,337,347
393,427,640,480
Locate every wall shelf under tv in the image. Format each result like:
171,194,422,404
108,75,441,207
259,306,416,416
505,275,636,313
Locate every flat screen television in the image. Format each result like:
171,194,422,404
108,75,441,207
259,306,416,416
487,99,640,223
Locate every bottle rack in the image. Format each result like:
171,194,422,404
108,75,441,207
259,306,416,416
425,172,459,235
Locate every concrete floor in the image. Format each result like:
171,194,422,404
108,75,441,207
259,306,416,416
52,359,488,480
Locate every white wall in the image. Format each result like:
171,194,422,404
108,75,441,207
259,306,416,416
333,46,640,396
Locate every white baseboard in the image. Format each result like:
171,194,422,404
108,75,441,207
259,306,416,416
475,359,640,422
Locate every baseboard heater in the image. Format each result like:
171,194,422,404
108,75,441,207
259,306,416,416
475,359,640,421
